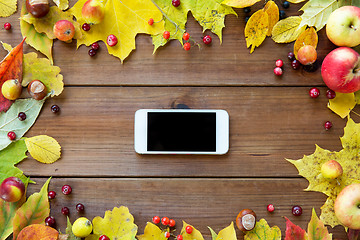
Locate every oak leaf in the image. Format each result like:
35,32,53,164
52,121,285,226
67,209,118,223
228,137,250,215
0,0,16,17
287,117,360,227
284,217,307,240
137,222,168,240
328,92,356,118
294,27,318,58
208,222,236,240
221,0,261,8
17,224,59,240
180,221,204,240
263,1,279,36
272,16,306,43
245,219,281,240
25,135,61,164
244,9,269,53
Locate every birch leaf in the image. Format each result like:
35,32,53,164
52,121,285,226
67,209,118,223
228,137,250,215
221,0,261,8
272,16,306,43
0,0,17,17
264,1,279,36
25,135,61,164
294,27,318,58
328,92,356,118
244,9,269,53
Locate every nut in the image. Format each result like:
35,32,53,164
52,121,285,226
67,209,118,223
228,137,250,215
26,0,50,18
27,80,47,100
236,209,256,232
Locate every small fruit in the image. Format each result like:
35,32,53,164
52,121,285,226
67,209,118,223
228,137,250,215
72,217,93,238
244,7,251,13
283,1,290,8
76,203,85,212
51,104,60,113
82,0,105,24
236,209,256,232
245,16,250,23
18,112,26,121
53,20,75,42
152,215,160,224
291,59,301,69
4,22,11,30
48,191,56,199
0,177,25,202
324,121,333,130
26,0,50,18
82,23,91,31
203,35,212,45
2,79,22,100
99,235,110,240
292,205,302,216
183,42,191,51
61,207,70,215
321,160,342,179
7,131,16,141
91,42,100,50
107,34,118,46
275,59,283,67
183,32,190,41
185,225,193,234
27,79,47,100
45,216,56,228
274,67,283,76
88,48,97,57
309,87,320,98
62,184,72,195
165,232,171,238
172,0,180,7
148,18,154,25
297,45,317,65
177,235,183,240
267,204,275,212
279,10,286,19
288,52,295,61
169,219,176,227
163,31,170,40
161,217,170,225
326,89,336,99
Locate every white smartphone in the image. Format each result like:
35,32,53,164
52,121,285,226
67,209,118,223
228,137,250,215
134,109,229,155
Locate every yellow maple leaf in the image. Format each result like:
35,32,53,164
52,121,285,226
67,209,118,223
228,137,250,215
25,135,61,164
70,0,164,62
0,0,16,17
263,1,279,37
293,27,318,58
221,0,261,8
272,16,306,43
137,222,168,240
244,9,269,53
245,219,281,240
328,92,356,118
180,221,204,240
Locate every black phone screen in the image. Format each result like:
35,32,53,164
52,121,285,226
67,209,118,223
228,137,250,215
147,112,216,152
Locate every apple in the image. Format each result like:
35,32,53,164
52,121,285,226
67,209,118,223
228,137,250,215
53,20,75,42
335,183,360,229
1,79,22,100
321,47,360,93
0,177,25,202
297,45,317,65
82,0,105,25
326,6,360,47
321,160,343,179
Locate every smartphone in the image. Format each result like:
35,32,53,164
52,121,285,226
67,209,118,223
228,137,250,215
134,109,229,155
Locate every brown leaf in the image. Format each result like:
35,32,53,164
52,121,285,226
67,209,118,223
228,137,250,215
294,27,318,59
17,224,58,240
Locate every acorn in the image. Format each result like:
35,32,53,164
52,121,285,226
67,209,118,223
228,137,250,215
26,0,50,18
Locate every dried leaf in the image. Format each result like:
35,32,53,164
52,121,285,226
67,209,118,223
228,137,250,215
137,222,168,240
25,135,61,164
284,217,307,240
244,9,269,53
294,27,318,58
221,0,261,8
245,219,281,240
13,178,51,240
17,224,59,240
0,0,17,17
272,16,306,43
215,222,236,240
66,217,81,240
328,92,356,118
53,0,69,10
263,1,279,36
180,221,204,240
307,209,332,240
208,227,218,240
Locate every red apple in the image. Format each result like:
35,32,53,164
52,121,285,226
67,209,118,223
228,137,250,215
335,183,360,229
326,6,360,47
0,177,25,202
321,160,343,179
321,47,360,93
53,20,75,42
82,0,105,24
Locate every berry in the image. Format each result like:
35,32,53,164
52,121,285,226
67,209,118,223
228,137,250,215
279,10,286,19
203,35,212,45
107,34,118,47
88,48,96,57
7,131,16,141
61,207,70,215
76,203,85,212
91,42,100,50
4,22,11,30
99,235,110,240
283,1,290,8
324,121,333,130
287,52,295,61
62,184,72,195
152,215,160,224
267,204,275,212
291,59,301,70
275,59,283,67
48,191,56,199
51,104,60,113
163,31,170,40
45,216,56,228
161,217,170,225
245,16,250,23
292,205,302,216
177,235,183,240
148,18,154,25
274,67,283,76
185,226,193,234
183,42,191,51
82,23,91,31
309,87,320,98
172,0,180,7
326,89,336,99
169,219,176,227
165,232,171,238
183,32,190,41
18,112,26,121
244,7,251,13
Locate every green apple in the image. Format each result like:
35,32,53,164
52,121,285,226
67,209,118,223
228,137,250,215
321,160,343,179
326,6,360,47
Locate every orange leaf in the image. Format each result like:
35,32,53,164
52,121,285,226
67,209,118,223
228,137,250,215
16,224,58,240
0,38,25,112
263,1,279,36
293,27,318,59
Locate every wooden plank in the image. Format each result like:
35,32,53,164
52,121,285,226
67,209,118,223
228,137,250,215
0,1,335,86
18,86,354,177
28,178,346,239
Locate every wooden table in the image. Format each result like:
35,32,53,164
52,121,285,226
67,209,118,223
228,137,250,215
1,1,352,238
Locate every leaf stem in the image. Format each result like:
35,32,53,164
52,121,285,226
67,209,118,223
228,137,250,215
150,0,182,36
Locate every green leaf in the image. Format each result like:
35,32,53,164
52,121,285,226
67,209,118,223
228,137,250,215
353,0,360,6
0,98,45,151
66,217,81,240
12,178,51,240
272,16,306,43
245,219,281,240
307,209,332,240
328,92,356,118
208,227,218,240
53,0,69,10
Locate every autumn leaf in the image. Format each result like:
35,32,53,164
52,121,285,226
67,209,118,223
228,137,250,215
284,217,307,240
0,39,25,113
66,217,81,240
287,117,360,227
13,178,51,240
212,222,236,240
137,222,168,240
221,0,261,8
287,0,306,3
328,92,356,118
0,0,17,17
17,224,59,240
179,221,204,240
245,219,281,240
272,16,306,43
25,135,61,164
294,27,318,58
264,1,279,36
208,227,218,240
307,209,332,240
53,0,69,10
355,90,360,104
245,9,269,53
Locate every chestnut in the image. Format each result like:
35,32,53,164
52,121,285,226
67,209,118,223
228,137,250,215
26,0,50,18
236,209,256,232
27,80,47,100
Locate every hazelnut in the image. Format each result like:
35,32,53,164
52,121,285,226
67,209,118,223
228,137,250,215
26,0,50,18
236,209,256,232
27,80,47,100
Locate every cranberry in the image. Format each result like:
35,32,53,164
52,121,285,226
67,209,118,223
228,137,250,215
287,52,295,61
274,67,283,76
45,216,56,227
165,232,171,238
107,34,118,46
61,206,70,215
185,225,193,234
51,105,60,113
324,121,333,130
177,235,183,240
62,184,72,195
82,23,91,31
267,204,275,212
148,18,154,25
163,31,170,40
291,59,301,70
152,215,160,224
292,205,302,216
7,131,16,141
99,235,110,240
326,89,336,99
172,0,180,7
183,42,191,51
91,42,100,50
76,203,85,212
203,35,212,45
169,219,176,227
161,217,170,225
88,48,96,57
309,87,320,98
4,22,11,30
48,191,56,199
275,59,283,67
18,112,26,121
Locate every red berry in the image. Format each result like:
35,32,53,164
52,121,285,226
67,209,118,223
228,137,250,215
309,87,320,98
267,204,275,212
161,217,170,225
62,184,72,195
48,191,56,199
88,48,96,57
288,52,295,61
51,104,60,113
18,112,26,121
185,225,193,234
163,31,170,40
203,35,212,45
148,18,154,25
292,205,302,216
61,207,70,215
177,235,183,240
91,42,100,50
76,203,85,212
4,22,11,30
183,42,191,51
172,0,180,7
183,32,190,41
45,216,56,228
99,235,110,240
324,121,333,130
107,34,118,47
82,23,91,31
275,59,283,67
7,131,16,141
291,59,301,70
274,67,283,76
152,215,160,224
326,89,336,99
169,219,176,227
165,232,171,238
